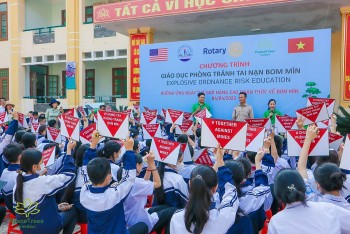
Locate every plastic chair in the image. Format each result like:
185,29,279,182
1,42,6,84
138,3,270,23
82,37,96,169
261,209,272,234
150,227,166,234
145,195,153,208
73,223,88,234
7,213,22,234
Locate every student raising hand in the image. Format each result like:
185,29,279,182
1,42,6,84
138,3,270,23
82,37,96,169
124,132,134,151
213,144,224,171
90,130,103,149
255,148,268,171
297,125,319,179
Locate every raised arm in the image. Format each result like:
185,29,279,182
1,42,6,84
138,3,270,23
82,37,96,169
297,125,319,179
144,151,161,188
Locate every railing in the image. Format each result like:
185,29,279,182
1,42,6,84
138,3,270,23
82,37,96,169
84,95,126,102
23,96,66,104
23,25,65,44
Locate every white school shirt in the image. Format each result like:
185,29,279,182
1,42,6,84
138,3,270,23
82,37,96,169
268,201,350,234
341,176,350,203
123,177,159,232
271,157,290,181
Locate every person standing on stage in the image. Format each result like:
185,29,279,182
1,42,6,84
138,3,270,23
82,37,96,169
192,92,211,115
232,92,254,121
263,99,282,125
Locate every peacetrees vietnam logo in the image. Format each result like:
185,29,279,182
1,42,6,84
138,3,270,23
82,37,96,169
177,45,193,62
255,39,276,56
15,198,40,218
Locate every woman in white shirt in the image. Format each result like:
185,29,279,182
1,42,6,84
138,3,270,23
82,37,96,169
268,169,350,234
170,145,239,234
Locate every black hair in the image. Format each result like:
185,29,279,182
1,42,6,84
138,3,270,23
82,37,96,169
197,92,205,97
87,157,111,185
97,141,121,160
99,105,106,109
246,151,256,165
15,149,42,205
225,160,245,197
177,134,188,143
185,165,218,234
189,145,194,157
239,92,247,97
75,143,89,167
32,111,38,116
267,99,276,110
38,125,47,135
14,130,26,144
197,137,202,148
274,169,306,205
133,139,139,152
21,133,37,149
130,128,139,138
0,97,5,101
189,134,195,143
274,135,283,157
38,115,46,121
146,139,152,148
316,150,340,166
314,162,346,192
117,154,143,182
236,157,252,178
48,119,57,128
3,143,23,163
195,129,201,139
43,143,60,157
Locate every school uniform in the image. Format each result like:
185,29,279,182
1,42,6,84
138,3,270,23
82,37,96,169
178,161,197,184
0,120,18,177
37,135,49,145
80,150,137,234
0,164,20,214
124,177,159,232
170,166,239,234
153,166,189,208
72,167,88,222
340,169,350,203
268,201,350,234
108,159,120,181
261,154,275,185
12,155,76,234
271,157,290,181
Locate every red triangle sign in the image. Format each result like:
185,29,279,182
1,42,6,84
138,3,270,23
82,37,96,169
77,106,86,118
245,118,269,128
276,116,297,130
64,108,75,117
203,118,246,147
148,110,158,116
194,149,213,166
42,146,55,166
329,132,343,143
153,137,180,161
183,112,192,120
99,111,128,137
80,123,97,143
168,109,183,123
143,124,160,137
296,103,324,123
288,129,327,154
32,123,39,132
142,112,156,124
195,109,207,119
246,126,264,147
47,127,60,141
0,112,6,123
162,109,167,117
179,120,193,132
308,98,334,108
144,106,149,112
61,114,80,136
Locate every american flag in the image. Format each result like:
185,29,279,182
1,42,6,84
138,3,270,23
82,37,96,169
149,48,168,62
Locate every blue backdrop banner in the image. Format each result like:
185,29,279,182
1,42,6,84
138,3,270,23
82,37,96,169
140,29,331,119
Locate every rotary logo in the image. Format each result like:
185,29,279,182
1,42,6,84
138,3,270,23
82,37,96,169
96,8,110,20
228,42,244,58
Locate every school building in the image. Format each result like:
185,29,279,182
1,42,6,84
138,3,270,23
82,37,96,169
0,0,349,113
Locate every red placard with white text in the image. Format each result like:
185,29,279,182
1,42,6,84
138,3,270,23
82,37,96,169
307,98,335,117
60,114,80,141
140,112,157,124
143,124,162,140
286,128,329,156
64,108,79,118
77,106,86,118
80,123,97,144
47,127,62,143
183,112,192,120
18,113,28,128
31,123,39,133
194,108,212,123
176,120,194,135
193,149,213,166
340,135,350,170
42,146,56,167
133,104,140,111
161,109,167,117
180,143,192,162
316,119,331,128
147,109,158,116
201,118,247,150
97,110,128,138
245,118,271,129
329,132,343,150
275,116,298,133
165,109,184,125
150,137,181,165
296,103,329,125
246,126,265,152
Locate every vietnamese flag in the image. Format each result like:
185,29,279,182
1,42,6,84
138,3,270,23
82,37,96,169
288,37,314,53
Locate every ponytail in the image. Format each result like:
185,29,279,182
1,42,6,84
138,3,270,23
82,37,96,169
154,162,166,205
14,170,24,205
314,163,346,192
185,165,218,234
97,141,121,160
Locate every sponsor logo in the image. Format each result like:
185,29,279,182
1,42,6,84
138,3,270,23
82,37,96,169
228,42,243,58
255,39,276,56
203,48,226,55
177,45,193,62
